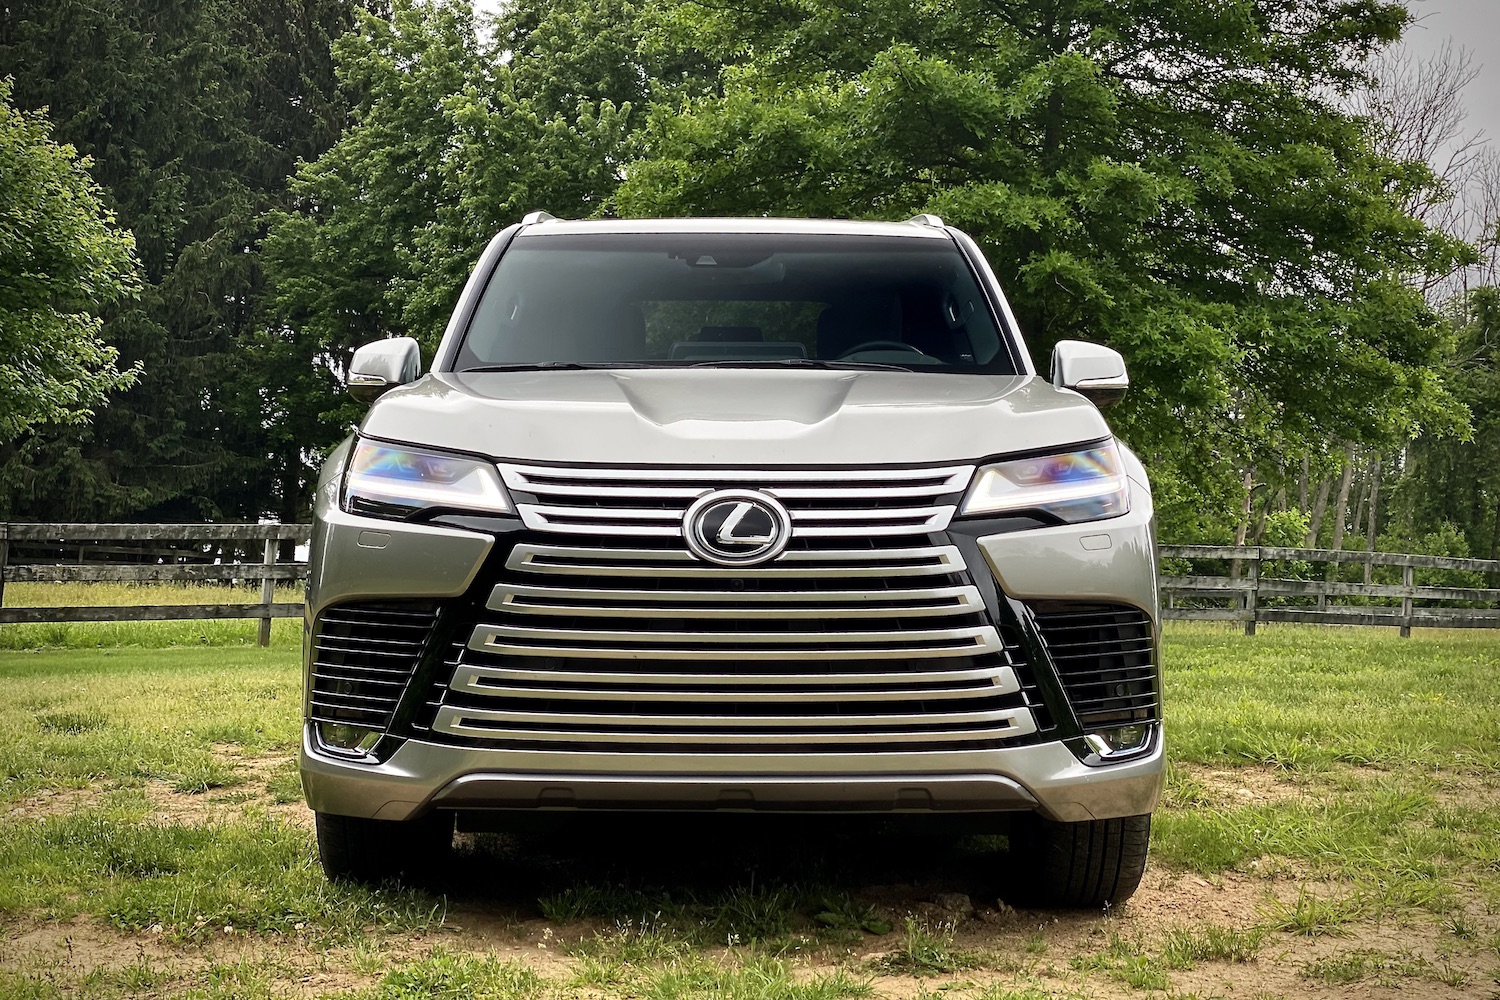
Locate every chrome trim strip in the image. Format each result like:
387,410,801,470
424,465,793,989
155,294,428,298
466,624,1004,660
505,543,968,578
501,464,974,487
431,706,1039,743
439,706,1027,729
449,663,1022,698
487,582,985,618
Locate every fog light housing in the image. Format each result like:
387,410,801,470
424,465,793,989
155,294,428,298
1084,723,1152,760
316,722,381,756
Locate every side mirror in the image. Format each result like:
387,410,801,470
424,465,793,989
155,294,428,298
1051,340,1129,408
348,337,422,403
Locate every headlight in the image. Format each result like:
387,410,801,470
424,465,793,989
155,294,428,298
959,441,1129,522
341,438,512,519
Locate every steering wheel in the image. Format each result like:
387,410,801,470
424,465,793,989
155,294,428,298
837,340,927,358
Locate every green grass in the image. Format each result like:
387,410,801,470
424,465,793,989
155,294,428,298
3,620,1500,997
0,582,303,650
869,919,983,976
0,646,300,804
0,801,445,941
1155,623,1500,923
1163,622,1500,771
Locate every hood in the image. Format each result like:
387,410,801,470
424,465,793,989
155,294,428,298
359,369,1112,466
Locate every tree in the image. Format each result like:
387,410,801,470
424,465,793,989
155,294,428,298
263,0,667,491
0,0,356,522
615,0,1470,540
1384,287,1500,558
0,77,138,450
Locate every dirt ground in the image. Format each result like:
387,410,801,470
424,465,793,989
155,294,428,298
3,754,1498,999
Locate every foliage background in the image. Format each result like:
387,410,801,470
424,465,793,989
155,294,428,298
1,0,1498,553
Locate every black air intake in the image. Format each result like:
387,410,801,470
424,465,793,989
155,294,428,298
1028,602,1157,729
308,601,438,733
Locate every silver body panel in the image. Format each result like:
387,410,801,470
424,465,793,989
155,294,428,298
360,370,1109,467
302,217,1162,827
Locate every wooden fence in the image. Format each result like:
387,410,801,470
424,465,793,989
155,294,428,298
2,526,1498,643
1161,545,1500,636
0,523,312,646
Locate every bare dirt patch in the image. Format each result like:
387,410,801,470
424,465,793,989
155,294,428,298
1176,761,1314,807
3,786,107,821
5,747,312,829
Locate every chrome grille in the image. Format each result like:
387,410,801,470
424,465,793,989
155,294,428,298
499,464,974,538
309,601,437,732
428,540,1037,750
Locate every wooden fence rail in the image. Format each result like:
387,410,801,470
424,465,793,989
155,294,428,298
0,523,312,646
2,526,1498,643
1160,545,1500,636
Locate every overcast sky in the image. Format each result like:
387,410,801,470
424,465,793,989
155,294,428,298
1397,0,1500,146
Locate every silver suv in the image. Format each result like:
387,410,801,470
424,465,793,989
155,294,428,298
301,215,1162,906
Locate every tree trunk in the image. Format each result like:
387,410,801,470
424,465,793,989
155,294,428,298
1234,467,1255,547
1307,475,1332,545
1330,443,1357,552
1363,456,1382,584
1298,454,1310,512
1232,467,1254,586
1489,488,1500,562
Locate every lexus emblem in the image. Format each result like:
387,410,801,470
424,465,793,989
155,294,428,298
682,489,792,567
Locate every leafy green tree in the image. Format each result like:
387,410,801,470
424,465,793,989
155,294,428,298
264,0,665,486
1384,287,1500,557
615,0,1469,539
0,0,355,522
0,78,138,450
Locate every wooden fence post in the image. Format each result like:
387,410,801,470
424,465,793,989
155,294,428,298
1244,548,1259,636
257,537,277,647
1400,562,1415,639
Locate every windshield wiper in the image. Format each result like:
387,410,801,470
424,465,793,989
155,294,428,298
459,362,653,372
688,358,915,372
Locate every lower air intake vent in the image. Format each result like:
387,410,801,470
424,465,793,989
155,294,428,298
309,601,438,733
1029,602,1157,728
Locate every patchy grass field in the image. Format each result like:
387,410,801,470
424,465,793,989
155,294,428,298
1,619,1498,998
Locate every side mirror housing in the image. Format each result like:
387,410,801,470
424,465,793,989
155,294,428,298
348,337,422,403
1051,340,1129,408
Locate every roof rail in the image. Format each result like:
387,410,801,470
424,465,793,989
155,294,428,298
521,210,559,225
905,213,945,229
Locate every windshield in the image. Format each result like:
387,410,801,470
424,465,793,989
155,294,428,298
454,232,1019,373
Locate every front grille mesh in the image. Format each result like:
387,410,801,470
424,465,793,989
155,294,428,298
1029,602,1157,728
421,537,1039,751
309,601,438,732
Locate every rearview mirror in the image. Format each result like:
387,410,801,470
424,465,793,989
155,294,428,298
348,337,422,403
1051,340,1128,407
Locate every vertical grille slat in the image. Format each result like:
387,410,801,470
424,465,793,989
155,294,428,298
1029,602,1157,730
309,600,438,733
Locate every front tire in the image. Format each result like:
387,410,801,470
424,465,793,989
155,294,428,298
315,810,454,884
1007,813,1151,908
